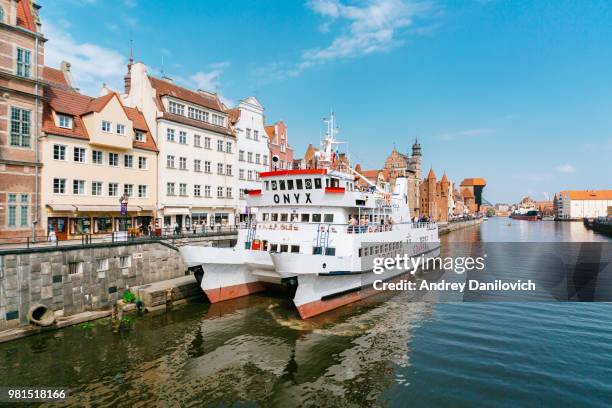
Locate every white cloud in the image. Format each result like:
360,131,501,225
555,164,575,174
44,20,126,96
260,0,436,80
437,128,495,141
175,61,234,107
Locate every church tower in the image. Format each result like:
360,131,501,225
411,137,422,179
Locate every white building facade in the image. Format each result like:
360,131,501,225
556,190,612,219
228,97,269,222
124,62,238,231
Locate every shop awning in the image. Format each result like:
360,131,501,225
48,204,76,211
163,207,191,215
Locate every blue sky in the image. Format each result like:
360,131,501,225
40,0,612,203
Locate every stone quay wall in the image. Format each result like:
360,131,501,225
438,218,484,235
0,239,221,330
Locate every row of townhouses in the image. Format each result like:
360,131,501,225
0,0,294,240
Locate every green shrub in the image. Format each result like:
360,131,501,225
122,290,136,303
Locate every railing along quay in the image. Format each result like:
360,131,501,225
0,226,238,253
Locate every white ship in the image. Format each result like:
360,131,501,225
180,113,440,318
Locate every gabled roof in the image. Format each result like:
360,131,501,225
43,66,70,88
227,108,240,125
43,84,158,152
16,0,37,32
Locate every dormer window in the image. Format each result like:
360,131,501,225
135,131,145,142
116,124,126,135
101,121,111,132
212,114,224,127
168,101,185,116
58,115,73,129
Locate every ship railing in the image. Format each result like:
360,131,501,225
237,221,434,234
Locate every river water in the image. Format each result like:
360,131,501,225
1,218,611,407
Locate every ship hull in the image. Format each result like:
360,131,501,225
272,244,441,319
179,245,272,303
510,214,539,221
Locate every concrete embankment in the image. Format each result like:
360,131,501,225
0,234,235,342
438,218,484,235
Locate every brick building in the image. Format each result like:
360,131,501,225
265,120,293,171
382,139,422,216
419,168,453,222
0,0,45,239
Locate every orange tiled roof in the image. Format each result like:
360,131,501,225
265,125,275,139
564,190,612,200
43,85,157,152
427,167,436,180
16,0,36,32
461,177,486,186
149,76,224,113
227,108,241,125
43,66,70,88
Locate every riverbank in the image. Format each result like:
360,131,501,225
438,218,484,235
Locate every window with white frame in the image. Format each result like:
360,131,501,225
6,193,29,228
226,142,232,153
10,107,30,147
280,143,286,153
254,130,259,141
168,101,185,116
217,140,223,152
92,181,103,196
194,134,201,147
124,184,133,197
204,161,211,173
124,155,133,168
53,144,66,160
217,186,223,198
248,170,253,181
179,157,187,170
116,124,126,135
53,178,66,194
137,184,147,198
239,150,244,161
167,182,175,196
102,120,111,132
194,159,201,172
96,259,109,272
194,184,201,197
108,182,118,196
179,183,187,196
226,164,232,176
263,155,268,165
246,128,251,139
239,189,245,200
167,128,175,142
138,156,147,169
74,147,86,163
256,153,261,164
93,150,103,164
135,131,145,142
16,48,31,77
239,169,245,180
247,152,253,163
58,115,73,129
188,106,208,122
217,163,223,175
179,131,187,144
212,114,224,126
166,155,175,168
204,185,211,197
73,180,85,195
109,152,118,166
226,187,232,198
204,136,211,149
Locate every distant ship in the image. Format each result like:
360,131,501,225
510,209,539,221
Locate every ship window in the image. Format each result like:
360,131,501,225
271,181,277,190
325,178,330,187
314,178,322,189
304,179,312,189
271,213,279,222
280,244,289,253
301,214,310,222
291,245,300,253
291,213,299,222
270,244,278,252
324,214,334,223
312,214,322,222
287,180,294,190
262,213,270,221
296,179,303,189
263,240,269,251
325,248,336,256
313,246,322,255
265,181,269,190
364,247,369,256
359,248,362,257
280,213,288,222
279,180,286,190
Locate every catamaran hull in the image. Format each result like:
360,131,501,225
272,245,441,319
179,246,272,303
